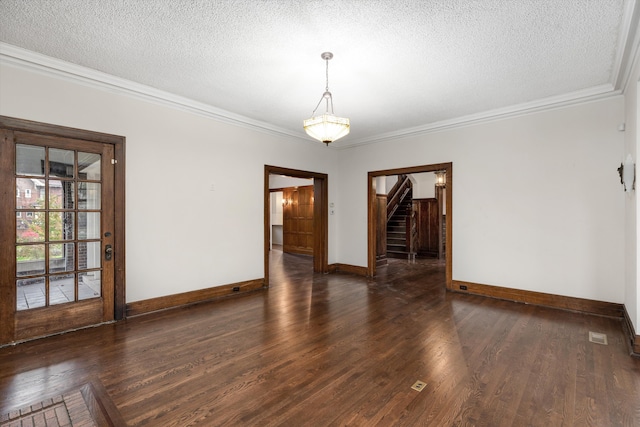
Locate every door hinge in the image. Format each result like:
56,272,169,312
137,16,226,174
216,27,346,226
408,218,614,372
111,159,117,164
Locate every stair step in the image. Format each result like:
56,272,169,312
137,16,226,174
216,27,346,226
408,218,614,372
387,251,411,259
387,228,404,233
386,187,412,259
387,245,407,251
387,242,406,248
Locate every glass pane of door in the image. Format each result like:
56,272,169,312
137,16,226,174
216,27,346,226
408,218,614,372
15,144,103,310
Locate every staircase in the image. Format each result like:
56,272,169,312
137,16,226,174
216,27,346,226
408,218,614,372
386,174,416,260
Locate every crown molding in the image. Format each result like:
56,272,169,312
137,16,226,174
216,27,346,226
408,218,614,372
614,0,640,93
339,1,639,150
337,84,621,149
0,42,308,142
0,41,632,150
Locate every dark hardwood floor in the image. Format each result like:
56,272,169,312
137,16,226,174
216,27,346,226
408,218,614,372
1,250,640,426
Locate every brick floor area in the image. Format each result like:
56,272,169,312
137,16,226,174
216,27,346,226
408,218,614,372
1,390,96,427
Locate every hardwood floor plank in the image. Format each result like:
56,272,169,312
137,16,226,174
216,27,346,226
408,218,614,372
1,254,640,426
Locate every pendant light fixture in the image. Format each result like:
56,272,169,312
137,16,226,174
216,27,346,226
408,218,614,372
303,52,350,145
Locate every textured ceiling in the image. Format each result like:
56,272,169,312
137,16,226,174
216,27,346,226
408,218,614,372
0,0,638,147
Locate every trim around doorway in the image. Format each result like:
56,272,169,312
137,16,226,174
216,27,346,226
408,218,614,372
264,165,329,287
367,163,453,288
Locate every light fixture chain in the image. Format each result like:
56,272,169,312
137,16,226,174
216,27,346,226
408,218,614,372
324,56,334,114
311,56,334,116
311,95,324,116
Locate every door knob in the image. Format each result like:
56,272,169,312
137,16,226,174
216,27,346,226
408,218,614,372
105,244,113,261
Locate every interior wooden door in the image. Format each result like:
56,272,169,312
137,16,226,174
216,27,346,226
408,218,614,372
0,129,116,343
415,198,439,257
282,185,314,256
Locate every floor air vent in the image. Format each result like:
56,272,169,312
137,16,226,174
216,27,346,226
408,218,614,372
411,380,426,392
588,331,608,345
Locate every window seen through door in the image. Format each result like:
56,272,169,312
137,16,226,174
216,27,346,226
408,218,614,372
15,144,103,310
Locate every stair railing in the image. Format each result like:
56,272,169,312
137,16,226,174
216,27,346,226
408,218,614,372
387,175,412,220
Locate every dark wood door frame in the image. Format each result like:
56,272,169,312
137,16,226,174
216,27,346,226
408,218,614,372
264,165,328,286
0,115,126,346
367,163,452,288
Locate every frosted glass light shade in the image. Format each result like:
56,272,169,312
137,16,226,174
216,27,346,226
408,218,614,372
303,114,350,145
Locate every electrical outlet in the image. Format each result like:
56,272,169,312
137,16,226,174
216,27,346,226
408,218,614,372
232,286,240,292
459,285,468,290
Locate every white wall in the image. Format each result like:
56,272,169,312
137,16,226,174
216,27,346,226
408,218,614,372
271,192,284,226
337,97,626,303
623,53,640,330
0,63,339,302
385,175,398,192
270,191,283,246
411,173,437,199
382,173,435,198
0,59,632,310
269,175,313,189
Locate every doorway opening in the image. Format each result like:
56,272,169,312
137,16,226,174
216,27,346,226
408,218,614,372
367,163,452,289
264,165,328,287
0,116,126,345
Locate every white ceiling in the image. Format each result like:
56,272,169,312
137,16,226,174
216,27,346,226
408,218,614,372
0,1,638,148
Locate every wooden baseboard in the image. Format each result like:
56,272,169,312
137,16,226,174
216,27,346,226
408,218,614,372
126,278,265,317
623,306,640,357
328,263,368,277
451,280,624,319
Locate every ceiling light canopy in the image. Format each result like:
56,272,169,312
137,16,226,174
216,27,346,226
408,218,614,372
303,52,350,146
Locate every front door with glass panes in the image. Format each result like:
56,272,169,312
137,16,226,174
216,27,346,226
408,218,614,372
2,130,115,343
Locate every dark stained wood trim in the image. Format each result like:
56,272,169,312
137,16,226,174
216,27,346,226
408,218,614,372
327,263,369,277
112,135,126,320
313,178,328,273
367,174,376,277
0,116,126,322
101,143,116,323
445,166,452,285
264,165,329,286
375,194,388,267
623,305,640,357
436,186,445,260
370,163,453,177
0,116,125,144
367,163,453,287
452,280,624,318
264,166,271,286
0,129,16,344
126,279,265,317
